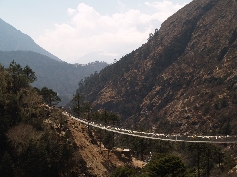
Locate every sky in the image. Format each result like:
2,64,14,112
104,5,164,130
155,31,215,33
0,0,192,64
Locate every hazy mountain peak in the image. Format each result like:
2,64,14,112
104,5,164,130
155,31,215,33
0,18,61,61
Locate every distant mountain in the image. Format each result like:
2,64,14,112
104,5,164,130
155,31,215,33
0,51,108,106
70,51,117,64
0,18,61,61
75,0,237,135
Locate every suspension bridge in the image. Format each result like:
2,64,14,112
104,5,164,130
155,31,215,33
63,112,237,144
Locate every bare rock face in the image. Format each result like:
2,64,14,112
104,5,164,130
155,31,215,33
78,0,237,134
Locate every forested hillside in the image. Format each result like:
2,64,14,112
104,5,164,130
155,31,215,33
0,63,92,176
1,62,236,177
0,51,108,106
75,0,237,135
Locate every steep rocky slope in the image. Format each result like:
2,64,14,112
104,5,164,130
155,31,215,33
77,0,237,135
67,117,145,176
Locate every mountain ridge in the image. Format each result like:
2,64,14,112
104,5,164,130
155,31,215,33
76,0,237,135
0,18,61,61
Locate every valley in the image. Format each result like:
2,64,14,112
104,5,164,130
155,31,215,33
1,0,237,176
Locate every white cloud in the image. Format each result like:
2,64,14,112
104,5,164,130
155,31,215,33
67,8,77,16
145,1,186,21
36,1,186,64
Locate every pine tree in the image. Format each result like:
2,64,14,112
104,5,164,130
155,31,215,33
40,87,61,106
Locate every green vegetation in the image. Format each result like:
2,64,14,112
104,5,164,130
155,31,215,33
110,166,137,177
0,62,88,176
108,140,236,177
38,87,61,106
143,153,186,177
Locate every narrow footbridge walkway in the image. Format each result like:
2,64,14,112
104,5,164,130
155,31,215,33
63,112,237,144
